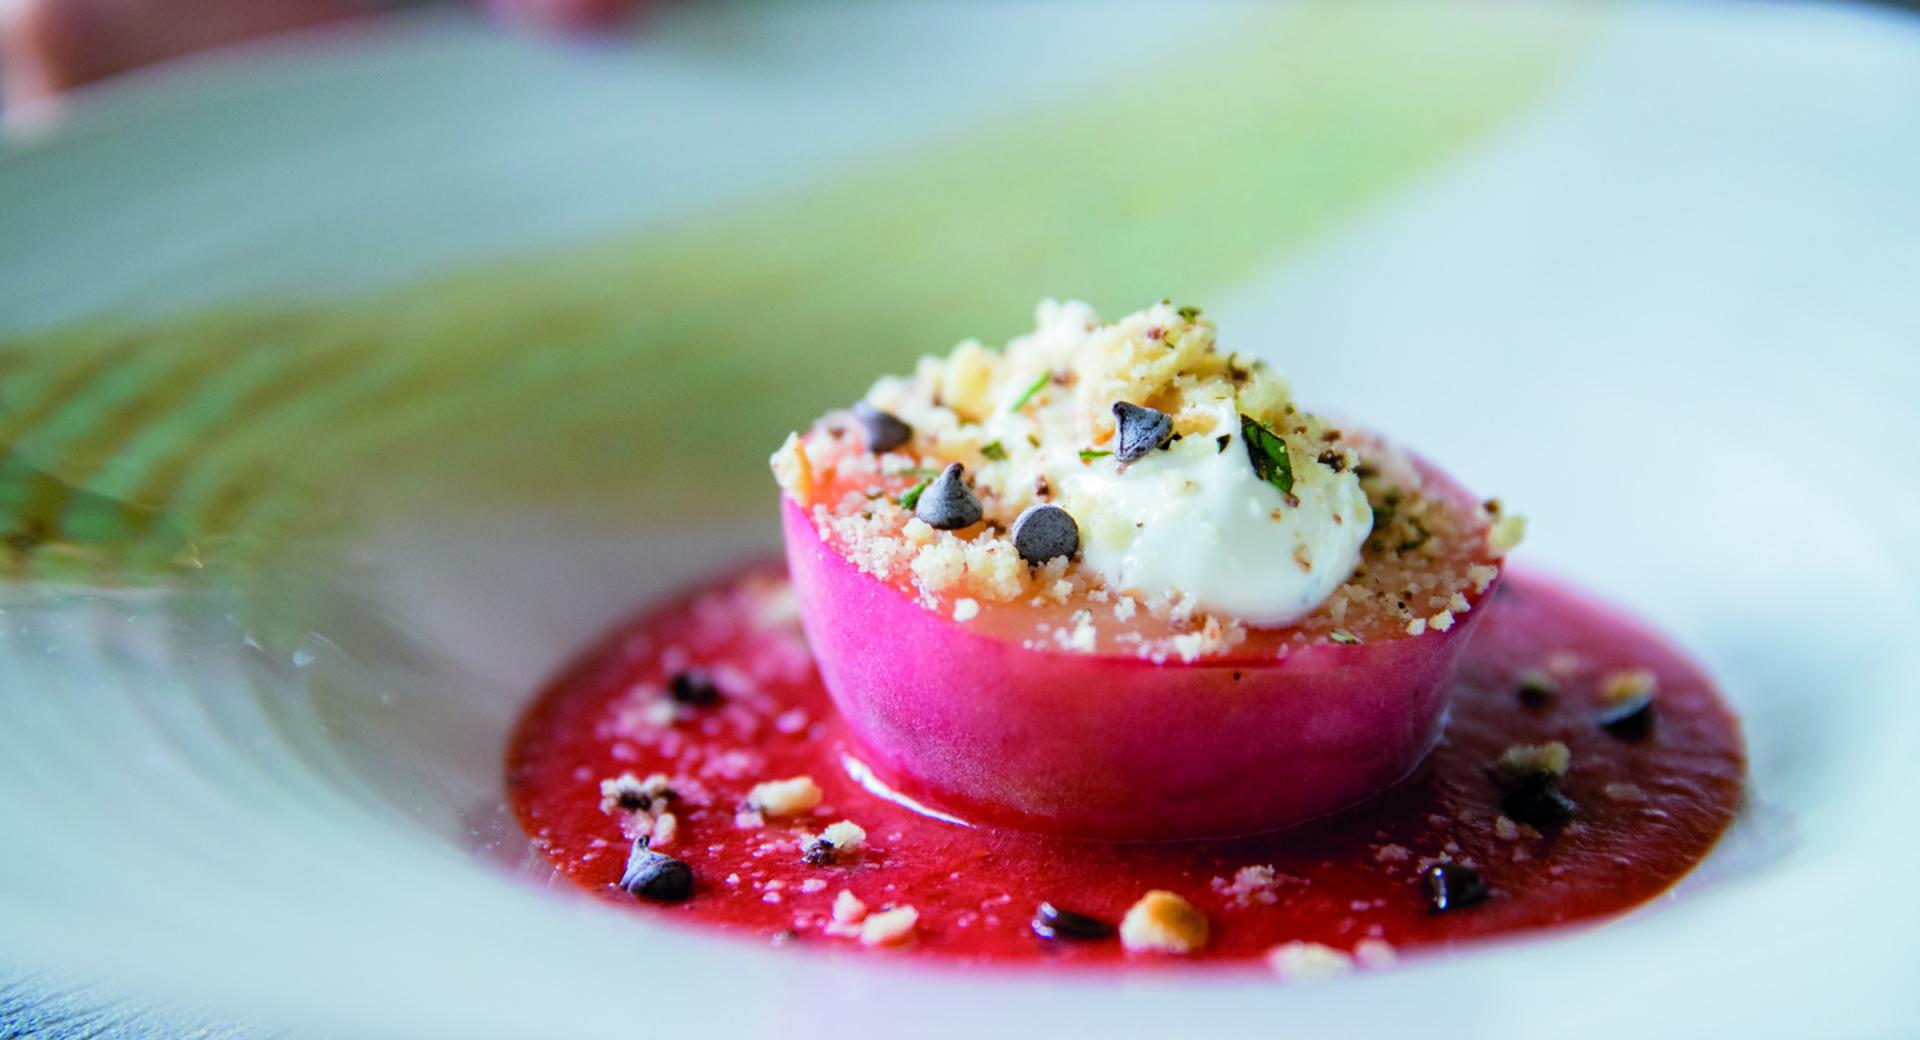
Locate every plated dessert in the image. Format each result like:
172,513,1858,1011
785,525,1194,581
507,302,1744,971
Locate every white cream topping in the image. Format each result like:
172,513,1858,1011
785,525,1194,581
864,299,1372,628
1050,400,1369,626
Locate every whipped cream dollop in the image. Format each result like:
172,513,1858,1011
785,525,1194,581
865,300,1371,627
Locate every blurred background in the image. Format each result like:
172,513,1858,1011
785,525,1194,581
1,2,1917,1038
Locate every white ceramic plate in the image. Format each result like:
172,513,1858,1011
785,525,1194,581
2,2,1917,1036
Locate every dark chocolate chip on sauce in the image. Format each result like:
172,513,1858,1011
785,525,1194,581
915,463,983,530
1500,771,1577,828
1597,691,1656,740
1422,863,1488,913
620,839,694,902
669,670,722,706
802,838,837,866
1031,903,1114,941
852,401,912,453
1112,402,1174,463
1517,672,1558,707
1011,504,1079,565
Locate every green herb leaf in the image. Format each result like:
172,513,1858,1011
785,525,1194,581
980,440,1008,461
1240,414,1294,495
1009,372,1049,412
1329,630,1361,645
1177,305,1202,322
899,479,931,510
1078,449,1113,462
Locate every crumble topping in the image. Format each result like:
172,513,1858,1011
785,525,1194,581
773,300,1514,658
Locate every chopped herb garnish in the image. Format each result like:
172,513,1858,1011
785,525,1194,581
1010,372,1049,412
980,440,1008,461
1177,305,1202,322
1329,631,1361,645
899,479,931,509
1216,434,1231,453
1240,414,1294,495
1078,449,1113,462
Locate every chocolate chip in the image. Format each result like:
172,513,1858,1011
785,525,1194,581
1011,504,1079,565
669,670,721,706
915,463,983,530
1111,402,1174,463
852,401,912,453
1031,902,1114,941
1422,863,1488,913
1597,691,1656,740
802,838,837,866
1517,672,1558,707
615,789,652,813
1500,771,1577,828
619,839,693,902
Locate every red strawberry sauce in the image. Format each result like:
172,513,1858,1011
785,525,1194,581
506,563,1743,968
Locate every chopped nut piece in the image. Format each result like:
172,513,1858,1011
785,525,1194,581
821,820,867,853
832,890,868,924
1488,513,1527,554
1600,669,1658,705
1352,939,1398,968
769,432,813,502
747,775,823,818
1119,890,1210,954
803,820,868,865
859,905,919,946
1496,741,1571,781
1604,782,1649,803
1265,941,1354,982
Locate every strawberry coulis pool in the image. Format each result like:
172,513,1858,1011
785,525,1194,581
506,562,1744,969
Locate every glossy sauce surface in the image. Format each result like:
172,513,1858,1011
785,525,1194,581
506,564,1744,967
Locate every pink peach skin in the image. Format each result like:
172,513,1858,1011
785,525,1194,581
780,458,1497,842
